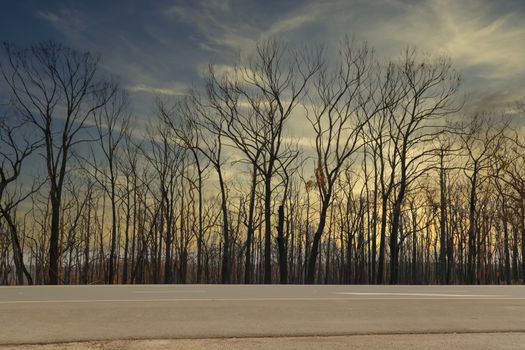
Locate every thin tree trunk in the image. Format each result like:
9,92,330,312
277,204,287,284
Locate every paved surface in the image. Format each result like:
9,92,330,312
1,285,524,347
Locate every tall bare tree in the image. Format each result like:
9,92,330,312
461,115,506,284
87,90,129,283
0,41,116,284
231,39,321,283
304,39,376,283
386,50,461,284
0,112,40,284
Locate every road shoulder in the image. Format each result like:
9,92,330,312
1,333,524,350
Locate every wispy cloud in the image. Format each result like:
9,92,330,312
25,0,525,118
263,11,318,37
126,83,189,96
163,0,255,51
356,0,525,108
35,9,88,35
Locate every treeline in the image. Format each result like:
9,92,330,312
0,39,524,285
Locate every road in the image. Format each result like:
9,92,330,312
1,285,525,348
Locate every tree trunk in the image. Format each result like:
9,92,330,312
48,194,61,285
218,169,230,284
263,175,272,284
195,155,204,284
3,212,32,285
377,195,388,284
277,204,287,284
389,200,402,284
306,196,331,284
244,166,257,284
439,156,448,284
467,173,477,284
108,182,118,284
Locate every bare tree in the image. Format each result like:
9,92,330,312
231,39,321,283
205,66,265,284
144,112,184,284
160,97,232,283
461,115,506,284
84,90,130,283
158,99,210,283
2,38,523,287
0,41,116,284
304,39,376,283
0,111,40,284
385,49,461,284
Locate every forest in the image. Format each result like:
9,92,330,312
1,38,524,286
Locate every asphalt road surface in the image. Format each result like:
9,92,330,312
1,285,525,348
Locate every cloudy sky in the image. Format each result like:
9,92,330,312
2,0,525,120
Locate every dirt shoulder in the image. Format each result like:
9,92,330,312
2,333,524,350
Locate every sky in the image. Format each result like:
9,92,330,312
1,0,525,123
